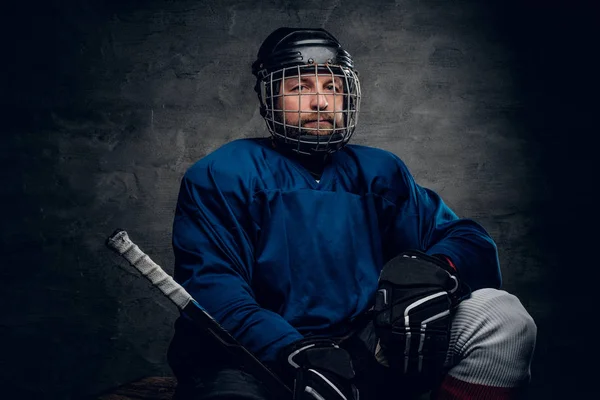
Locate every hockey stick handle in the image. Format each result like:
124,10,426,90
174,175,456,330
105,229,292,399
106,229,192,309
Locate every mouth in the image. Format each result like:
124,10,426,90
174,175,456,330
303,120,334,128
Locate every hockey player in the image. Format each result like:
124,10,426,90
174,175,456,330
167,27,537,400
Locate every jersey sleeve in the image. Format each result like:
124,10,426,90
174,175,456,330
385,157,502,291
172,159,303,365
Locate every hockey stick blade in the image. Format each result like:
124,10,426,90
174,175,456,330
105,228,292,399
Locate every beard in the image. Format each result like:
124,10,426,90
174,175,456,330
272,112,346,139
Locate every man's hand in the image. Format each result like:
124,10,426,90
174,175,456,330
372,250,470,380
279,338,359,400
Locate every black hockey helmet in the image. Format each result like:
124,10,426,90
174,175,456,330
251,27,361,155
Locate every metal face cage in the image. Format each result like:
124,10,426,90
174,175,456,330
258,63,361,155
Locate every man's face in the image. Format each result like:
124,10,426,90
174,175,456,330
275,73,346,136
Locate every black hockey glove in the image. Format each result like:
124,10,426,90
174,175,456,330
279,337,359,400
372,250,471,381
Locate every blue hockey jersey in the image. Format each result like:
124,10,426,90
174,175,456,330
172,137,501,365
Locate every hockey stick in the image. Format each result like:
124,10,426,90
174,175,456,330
105,229,292,399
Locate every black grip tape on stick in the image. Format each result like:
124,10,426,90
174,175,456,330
105,229,292,399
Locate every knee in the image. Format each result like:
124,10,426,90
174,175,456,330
458,288,537,353
482,288,535,337
447,289,537,386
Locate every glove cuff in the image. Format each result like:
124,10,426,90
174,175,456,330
278,337,356,384
387,250,472,304
401,250,457,275
432,254,457,272
281,337,339,369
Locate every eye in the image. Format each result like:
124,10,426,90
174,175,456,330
290,85,308,92
326,82,343,92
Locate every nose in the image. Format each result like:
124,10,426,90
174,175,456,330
310,92,329,111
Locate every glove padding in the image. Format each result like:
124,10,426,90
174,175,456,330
279,338,359,400
373,250,470,381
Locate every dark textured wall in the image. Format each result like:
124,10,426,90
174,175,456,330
1,0,595,399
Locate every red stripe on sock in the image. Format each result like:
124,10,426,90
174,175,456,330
434,375,523,400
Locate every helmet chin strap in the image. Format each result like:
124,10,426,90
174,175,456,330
296,133,346,150
278,132,346,156
271,135,334,164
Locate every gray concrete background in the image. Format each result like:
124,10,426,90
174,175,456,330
1,0,596,398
